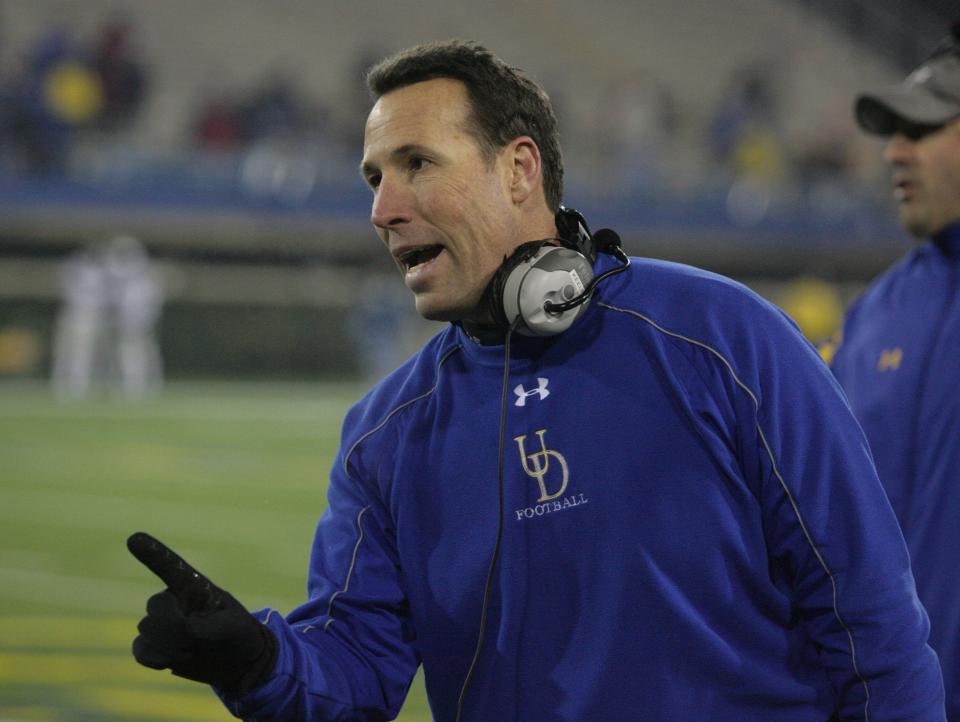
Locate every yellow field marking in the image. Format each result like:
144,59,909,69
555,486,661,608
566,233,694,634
0,652,223,720
0,652,158,685
0,617,434,722
79,686,225,721
0,707,57,721
0,616,135,651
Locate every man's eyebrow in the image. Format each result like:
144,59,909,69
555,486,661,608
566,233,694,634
390,143,432,160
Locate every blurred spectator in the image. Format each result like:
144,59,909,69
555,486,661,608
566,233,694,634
51,242,110,398
192,71,330,155
104,235,165,398
708,63,791,226
189,70,340,204
0,20,148,175
91,20,148,132
7,28,103,174
709,63,786,181
241,72,308,141
51,235,164,400
194,93,245,151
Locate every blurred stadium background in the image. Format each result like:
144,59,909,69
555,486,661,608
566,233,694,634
0,0,955,719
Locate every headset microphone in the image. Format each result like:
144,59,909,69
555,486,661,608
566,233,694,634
542,228,628,317
591,227,626,255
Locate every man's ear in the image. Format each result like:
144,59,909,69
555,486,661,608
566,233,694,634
506,136,542,205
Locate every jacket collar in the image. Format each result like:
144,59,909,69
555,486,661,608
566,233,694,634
932,222,960,261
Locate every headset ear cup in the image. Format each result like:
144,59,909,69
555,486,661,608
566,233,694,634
484,241,548,330
503,246,594,336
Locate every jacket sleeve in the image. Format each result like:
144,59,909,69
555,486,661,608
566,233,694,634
215,418,419,721
724,307,944,720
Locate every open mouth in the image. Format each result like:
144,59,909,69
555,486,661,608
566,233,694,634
893,180,913,202
399,245,444,271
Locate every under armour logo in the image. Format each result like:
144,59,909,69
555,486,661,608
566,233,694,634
514,378,550,407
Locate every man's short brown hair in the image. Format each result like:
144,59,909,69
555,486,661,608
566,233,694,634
367,40,564,212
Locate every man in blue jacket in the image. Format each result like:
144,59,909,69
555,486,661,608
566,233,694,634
128,40,945,720
830,22,960,721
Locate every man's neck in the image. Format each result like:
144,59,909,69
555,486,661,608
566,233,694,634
932,221,960,259
459,320,507,345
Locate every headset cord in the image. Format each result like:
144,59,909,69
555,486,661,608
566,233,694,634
454,315,522,722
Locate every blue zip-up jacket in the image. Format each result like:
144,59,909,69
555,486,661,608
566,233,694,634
832,224,960,720
222,255,944,721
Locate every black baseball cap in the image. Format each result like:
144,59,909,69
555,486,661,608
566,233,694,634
855,23,960,136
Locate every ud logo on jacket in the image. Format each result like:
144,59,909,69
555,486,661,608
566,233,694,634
513,429,590,522
514,428,569,501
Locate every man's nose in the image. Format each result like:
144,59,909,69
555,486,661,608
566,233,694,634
883,133,915,166
371,175,412,230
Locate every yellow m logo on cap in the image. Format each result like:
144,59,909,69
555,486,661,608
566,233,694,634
877,347,903,372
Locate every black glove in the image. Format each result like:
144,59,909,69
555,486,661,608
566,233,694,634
127,531,279,697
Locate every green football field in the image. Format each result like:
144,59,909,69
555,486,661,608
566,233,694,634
0,381,432,721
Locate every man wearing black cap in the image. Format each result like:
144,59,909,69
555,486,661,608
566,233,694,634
831,22,960,720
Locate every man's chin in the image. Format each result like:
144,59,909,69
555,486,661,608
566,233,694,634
415,294,486,324
414,300,463,324
900,210,934,239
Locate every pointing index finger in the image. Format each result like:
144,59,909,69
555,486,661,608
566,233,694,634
127,531,208,595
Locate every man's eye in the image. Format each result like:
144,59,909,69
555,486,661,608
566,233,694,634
366,173,382,189
899,121,943,141
408,157,430,172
